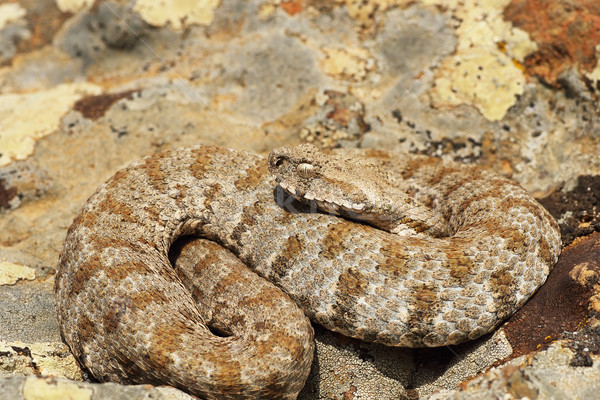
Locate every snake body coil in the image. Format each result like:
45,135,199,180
55,145,561,399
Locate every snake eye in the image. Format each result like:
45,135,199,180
273,157,284,168
297,163,315,178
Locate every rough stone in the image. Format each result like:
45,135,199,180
0,0,599,399
505,0,600,88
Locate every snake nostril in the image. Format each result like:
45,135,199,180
207,324,233,338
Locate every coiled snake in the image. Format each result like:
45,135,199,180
55,144,561,399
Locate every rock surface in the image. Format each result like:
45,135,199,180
0,0,599,399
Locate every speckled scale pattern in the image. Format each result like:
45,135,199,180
54,145,561,399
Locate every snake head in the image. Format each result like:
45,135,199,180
269,144,453,236
268,144,390,216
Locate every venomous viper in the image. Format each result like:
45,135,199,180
54,144,561,399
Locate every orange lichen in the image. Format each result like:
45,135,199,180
504,0,600,86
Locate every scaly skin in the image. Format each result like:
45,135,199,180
55,144,561,399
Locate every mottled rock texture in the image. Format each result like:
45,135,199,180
1,0,599,399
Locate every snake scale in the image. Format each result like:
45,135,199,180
54,144,561,399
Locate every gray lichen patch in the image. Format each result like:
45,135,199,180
220,32,325,122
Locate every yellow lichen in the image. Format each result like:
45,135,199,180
0,261,36,285
336,0,411,28
133,0,222,29
0,83,102,167
333,0,537,120
431,51,526,121
0,340,83,380
424,0,538,121
320,47,374,80
55,0,94,13
258,3,278,20
0,3,27,29
585,45,600,85
23,377,92,400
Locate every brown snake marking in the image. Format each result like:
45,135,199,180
55,144,561,399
